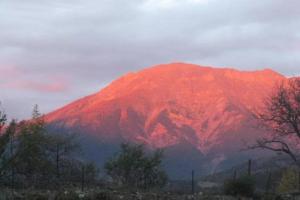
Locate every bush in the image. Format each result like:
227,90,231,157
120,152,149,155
224,175,255,197
93,191,112,200
277,167,299,193
105,143,168,189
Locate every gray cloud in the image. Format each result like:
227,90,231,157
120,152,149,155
1,0,300,119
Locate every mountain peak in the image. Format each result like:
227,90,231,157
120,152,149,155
131,62,284,79
45,63,287,174
46,63,286,160
103,63,284,97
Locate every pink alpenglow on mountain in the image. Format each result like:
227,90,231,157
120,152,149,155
45,63,286,176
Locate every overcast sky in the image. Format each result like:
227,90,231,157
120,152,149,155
1,0,300,120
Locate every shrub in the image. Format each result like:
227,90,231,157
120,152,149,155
105,143,168,189
224,175,255,197
277,167,299,193
93,191,112,200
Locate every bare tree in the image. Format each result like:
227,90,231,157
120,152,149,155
250,79,300,166
47,133,80,180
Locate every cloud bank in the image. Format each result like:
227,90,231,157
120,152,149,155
0,0,300,119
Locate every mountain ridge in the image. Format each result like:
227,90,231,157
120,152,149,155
44,63,287,177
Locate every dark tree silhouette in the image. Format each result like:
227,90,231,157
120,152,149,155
0,103,6,134
47,133,80,181
0,104,9,175
0,104,98,189
105,143,168,189
251,79,300,165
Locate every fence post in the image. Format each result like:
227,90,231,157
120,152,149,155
81,164,85,192
265,171,272,194
192,170,195,194
233,169,237,180
248,159,252,176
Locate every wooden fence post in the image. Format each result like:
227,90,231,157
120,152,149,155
192,170,195,194
248,159,252,176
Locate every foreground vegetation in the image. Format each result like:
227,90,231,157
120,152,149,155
0,79,300,199
0,105,98,190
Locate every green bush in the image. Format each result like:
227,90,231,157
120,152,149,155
105,143,168,189
224,175,255,197
277,167,299,193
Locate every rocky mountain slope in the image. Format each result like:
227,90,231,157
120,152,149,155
45,63,286,178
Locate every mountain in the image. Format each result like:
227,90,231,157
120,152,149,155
45,63,286,178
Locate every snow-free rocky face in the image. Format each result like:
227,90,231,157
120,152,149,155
45,63,286,178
